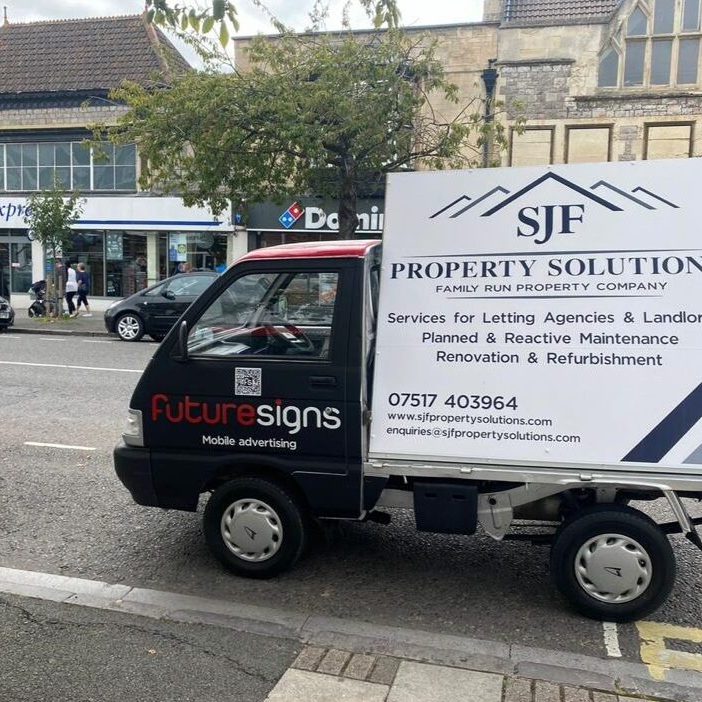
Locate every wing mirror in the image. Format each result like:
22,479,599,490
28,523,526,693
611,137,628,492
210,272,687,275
163,289,176,301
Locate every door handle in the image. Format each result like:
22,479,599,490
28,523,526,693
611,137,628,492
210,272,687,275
309,375,337,387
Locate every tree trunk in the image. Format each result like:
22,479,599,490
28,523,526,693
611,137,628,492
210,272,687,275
337,154,358,239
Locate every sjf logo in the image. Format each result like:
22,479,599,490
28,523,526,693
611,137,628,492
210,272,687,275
430,171,678,245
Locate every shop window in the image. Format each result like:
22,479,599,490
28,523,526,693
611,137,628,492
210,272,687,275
105,232,148,297
65,232,106,298
645,123,693,159
165,232,228,277
0,231,33,295
510,128,553,166
600,0,702,88
566,126,611,163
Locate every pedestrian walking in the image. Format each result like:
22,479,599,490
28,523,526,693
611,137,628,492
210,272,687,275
65,261,78,317
76,262,92,317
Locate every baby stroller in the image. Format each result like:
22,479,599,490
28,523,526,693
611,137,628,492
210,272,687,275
28,280,47,317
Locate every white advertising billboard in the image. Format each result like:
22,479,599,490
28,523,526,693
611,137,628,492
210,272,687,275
369,159,702,472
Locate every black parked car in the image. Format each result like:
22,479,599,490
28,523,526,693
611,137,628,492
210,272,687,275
105,272,218,342
0,295,15,331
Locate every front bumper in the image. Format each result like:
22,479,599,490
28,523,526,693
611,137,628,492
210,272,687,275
114,441,159,507
104,314,116,333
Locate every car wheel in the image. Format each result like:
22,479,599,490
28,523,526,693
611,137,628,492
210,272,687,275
203,476,307,579
550,504,675,622
115,312,145,342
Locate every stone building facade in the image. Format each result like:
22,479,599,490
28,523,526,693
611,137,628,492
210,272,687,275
234,0,701,194
486,0,702,165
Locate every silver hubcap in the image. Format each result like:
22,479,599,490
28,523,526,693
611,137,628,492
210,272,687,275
117,315,141,340
221,498,283,562
575,533,653,603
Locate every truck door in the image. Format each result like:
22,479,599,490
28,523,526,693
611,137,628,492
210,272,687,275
142,258,363,518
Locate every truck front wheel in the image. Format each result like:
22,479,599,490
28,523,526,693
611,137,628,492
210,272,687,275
203,476,306,578
550,505,675,622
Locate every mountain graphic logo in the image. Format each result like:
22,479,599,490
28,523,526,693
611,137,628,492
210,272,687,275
429,172,679,220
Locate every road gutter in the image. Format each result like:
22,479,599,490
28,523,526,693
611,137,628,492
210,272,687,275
0,566,699,701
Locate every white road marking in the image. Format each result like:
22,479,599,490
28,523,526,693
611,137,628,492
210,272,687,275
81,339,115,344
0,361,141,374
603,622,622,658
39,337,66,341
0,335,20,339
24,441,96,451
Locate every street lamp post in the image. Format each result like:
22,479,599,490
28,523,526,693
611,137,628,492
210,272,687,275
481,65,498,168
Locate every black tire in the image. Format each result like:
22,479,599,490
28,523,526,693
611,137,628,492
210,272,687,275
203,476,306,579
150,333,165,342
550,504,675,622
115,312,144,342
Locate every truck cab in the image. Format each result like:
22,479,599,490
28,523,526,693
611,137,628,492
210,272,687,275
115,240,382,576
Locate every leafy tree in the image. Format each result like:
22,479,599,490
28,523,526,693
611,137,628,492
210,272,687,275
108,28,508,237
25,185,83,317
144,0,400,43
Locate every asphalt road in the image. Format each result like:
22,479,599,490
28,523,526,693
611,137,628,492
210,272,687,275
0,593,297,702
0,333,700,667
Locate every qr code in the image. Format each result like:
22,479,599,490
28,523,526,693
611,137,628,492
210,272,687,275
235,367,262,396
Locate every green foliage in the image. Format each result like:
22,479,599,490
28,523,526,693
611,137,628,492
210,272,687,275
24,184,83,258
108,29,505,236
143,1,401,44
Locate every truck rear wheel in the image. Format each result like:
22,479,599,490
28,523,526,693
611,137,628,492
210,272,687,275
203,476,306,578
550,505,675,622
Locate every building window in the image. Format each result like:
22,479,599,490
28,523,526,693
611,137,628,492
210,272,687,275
679,37,701,81
510,128,554,166
624,40,646,85
0,141,137,193
599,46,620,86
628,6,649,35
598,0,702,88
644,123,693,159
566,126,612,163
684,0,701,30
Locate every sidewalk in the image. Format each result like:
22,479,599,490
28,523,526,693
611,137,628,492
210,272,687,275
9,310,110,337
272,646,673,702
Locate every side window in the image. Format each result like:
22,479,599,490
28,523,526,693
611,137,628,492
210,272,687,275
188,270,340,359
167,275,213,297
144,282,166,297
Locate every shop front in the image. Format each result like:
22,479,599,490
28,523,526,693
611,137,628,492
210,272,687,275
246,197,384,249
0,196,241,311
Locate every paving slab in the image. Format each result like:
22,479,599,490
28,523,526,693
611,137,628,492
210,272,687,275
264,669,388,702
387,661,503,702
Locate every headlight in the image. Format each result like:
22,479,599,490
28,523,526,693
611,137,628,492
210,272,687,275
105,301,118,311
122,409,144,447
